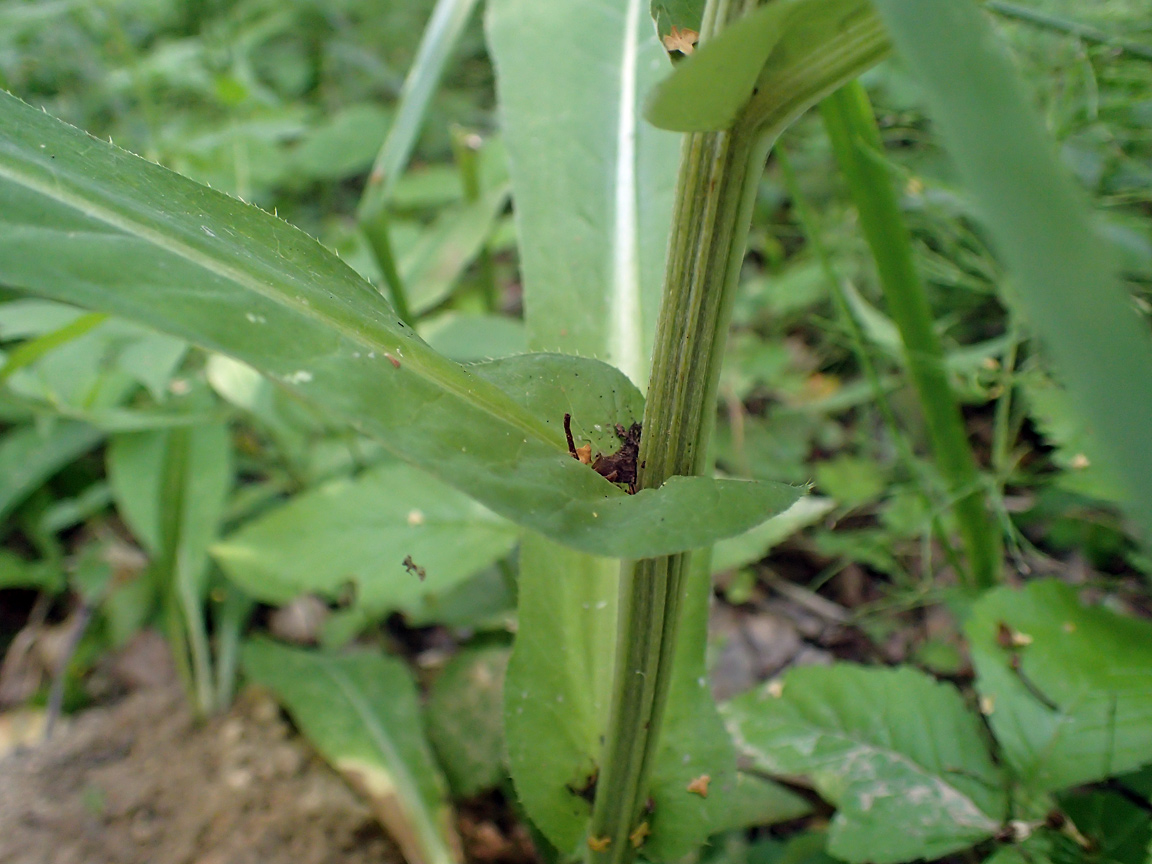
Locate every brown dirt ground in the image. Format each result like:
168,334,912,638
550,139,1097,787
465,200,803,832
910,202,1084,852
0,680,403,864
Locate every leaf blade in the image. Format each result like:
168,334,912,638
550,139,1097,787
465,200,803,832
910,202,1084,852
724,664,1007,863
0,91,791,559
243,639,461,864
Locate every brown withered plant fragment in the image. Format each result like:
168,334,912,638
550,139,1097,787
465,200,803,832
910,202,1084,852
564,414,642,493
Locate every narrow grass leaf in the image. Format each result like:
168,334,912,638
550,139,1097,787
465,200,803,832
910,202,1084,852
358,0,481,220
869,0,1152,540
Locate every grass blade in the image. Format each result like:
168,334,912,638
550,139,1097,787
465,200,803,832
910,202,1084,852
870,0,1152,542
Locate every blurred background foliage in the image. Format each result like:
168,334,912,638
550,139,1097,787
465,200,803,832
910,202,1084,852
0,0,1149,798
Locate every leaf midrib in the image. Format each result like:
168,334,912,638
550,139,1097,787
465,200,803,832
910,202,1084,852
0,145,560,450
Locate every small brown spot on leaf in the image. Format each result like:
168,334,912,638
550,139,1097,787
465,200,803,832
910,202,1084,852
587,835,611,853
663,26,699,55
629,821,651,848
686,774,710,797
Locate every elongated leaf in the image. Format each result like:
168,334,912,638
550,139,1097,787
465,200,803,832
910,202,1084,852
107,430,168,552
0,91,792,559
646,1,787,132
212,461,519,623
869,0,1152,539
401,181,511,315
967,579,1152,793
646,0,889,133
115,423,232,714
0,420,103,523
243,639,460,864
487,1,682,850
487,0,682,387
426,646,511,797
504,539,618,854
358,0,482,219
724,665,1007,863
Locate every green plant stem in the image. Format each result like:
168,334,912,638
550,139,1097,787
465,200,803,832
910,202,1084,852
587,3,766,859
361,216,414,326
450,127,499,311
775,146,964,579
158,427,215,716
985,1,1152,62
819,81,1000,590
357,0,481,224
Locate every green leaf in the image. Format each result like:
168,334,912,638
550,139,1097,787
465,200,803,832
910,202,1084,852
0,548,64,592
1,303,186,407
712,496,835,574
1020,370,1127,503
813,455,887,508
401,181,511,315
420,312,526,363
148,423,233,714
504,540,617,854
724,664,1006,863
0,91,793,560
426,646,511,797
0,420,103,523
486,0,682,387
107,430,168,552
966,579,1152,793
290,103,392,182
868,0,1152,540
213,461,519,624
646,0,888,133
243,639,460,864
1057,789,1152,864
646,1,787,132
358,0,482,219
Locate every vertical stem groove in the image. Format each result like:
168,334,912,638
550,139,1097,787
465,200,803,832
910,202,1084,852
587,4,768,860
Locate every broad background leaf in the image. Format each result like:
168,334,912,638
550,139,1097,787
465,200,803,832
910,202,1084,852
426,646,511,797
243,638,461,864
967,579,1152,792
212,461,519,627
724,664,1007,863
